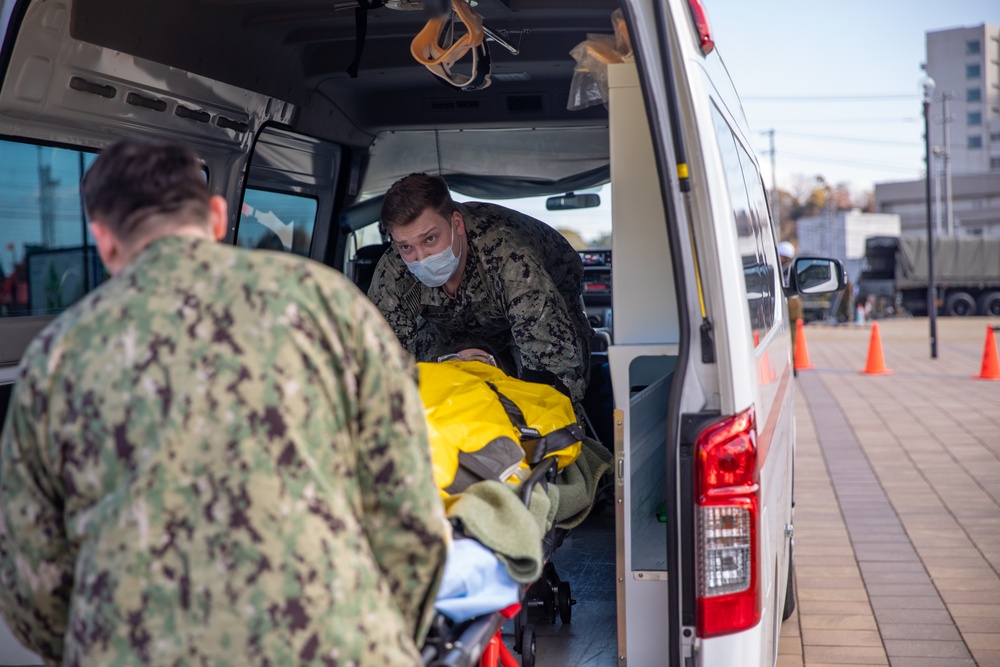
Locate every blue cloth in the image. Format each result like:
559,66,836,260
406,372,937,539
434,538,520,622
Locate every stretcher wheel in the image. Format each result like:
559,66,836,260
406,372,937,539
519,625,536,667
557,581,573,624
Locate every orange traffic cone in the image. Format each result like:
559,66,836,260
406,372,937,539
793,318,814,371
860,322,892,375
973,326,1000,381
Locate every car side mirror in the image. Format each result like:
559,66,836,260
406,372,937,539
792,257,846,294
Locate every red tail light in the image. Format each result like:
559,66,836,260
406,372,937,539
695,406,760,637
687,0,715,55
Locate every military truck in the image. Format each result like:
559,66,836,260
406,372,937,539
858,236,1000,317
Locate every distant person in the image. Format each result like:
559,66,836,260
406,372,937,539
779,241,804,353
368,173,594,423
0,139,447,666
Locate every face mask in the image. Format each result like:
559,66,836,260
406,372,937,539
403,222,462,288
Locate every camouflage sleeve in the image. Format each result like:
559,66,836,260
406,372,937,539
367,252,419,354
0,357,72,666
500,257,588,409
351,296,448,643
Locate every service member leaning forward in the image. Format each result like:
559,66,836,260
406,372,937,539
368,173,595,424
0,139,447,666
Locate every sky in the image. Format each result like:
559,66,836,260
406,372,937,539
708,0,1000,198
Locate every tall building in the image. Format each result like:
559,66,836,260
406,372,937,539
876,24,1000,237
925,24,1000,174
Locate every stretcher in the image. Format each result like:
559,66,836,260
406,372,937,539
421,456,571,667
416,360,611,666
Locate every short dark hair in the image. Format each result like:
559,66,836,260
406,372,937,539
380,173,456,233
82,138,211,241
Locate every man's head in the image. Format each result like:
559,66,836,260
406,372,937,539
381,173,467,290
82,138,227,274
777,241,795,261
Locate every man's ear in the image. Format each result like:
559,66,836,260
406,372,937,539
89,221,125,276
208,195,228,241
452,210,465,236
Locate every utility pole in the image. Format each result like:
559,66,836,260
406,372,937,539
760,129,779,227
940,92,954,236
923,74,938,359
37,146,58,248
932,147,943,235
768,129,778,229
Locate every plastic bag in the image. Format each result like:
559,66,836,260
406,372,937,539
567,8,634,111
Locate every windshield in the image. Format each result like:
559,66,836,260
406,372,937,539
453,185,612,250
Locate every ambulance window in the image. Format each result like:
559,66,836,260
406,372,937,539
0,139,105,319
345,220,387,293
236,188,317,257
711,106,774,342
737,147,778,330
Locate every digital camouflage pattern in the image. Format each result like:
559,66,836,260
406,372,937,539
369,202,593,420
0,235,448,666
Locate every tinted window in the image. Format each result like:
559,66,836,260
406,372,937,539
968,136,983,149
968,111,982,126
966,39,980,54
712,106,776,343
236,189,317,256
966,64,981,79
0,139,104,318
967,88,982,103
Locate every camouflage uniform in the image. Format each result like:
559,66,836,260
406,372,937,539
369,202,593,419
0,236,448,667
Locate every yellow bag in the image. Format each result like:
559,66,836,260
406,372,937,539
418,361,583,498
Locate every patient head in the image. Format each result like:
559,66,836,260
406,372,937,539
437,347,498,367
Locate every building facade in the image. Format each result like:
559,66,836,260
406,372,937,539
796,210,901,280
925,24,1000,174
875,24,1000,238
875,173,1000,237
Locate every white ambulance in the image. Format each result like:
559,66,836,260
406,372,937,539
0,0,842,664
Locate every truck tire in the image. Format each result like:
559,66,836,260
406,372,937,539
944,292,976,317
977,292,1000,317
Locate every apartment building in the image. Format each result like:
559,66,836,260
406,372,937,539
876,24,1000,237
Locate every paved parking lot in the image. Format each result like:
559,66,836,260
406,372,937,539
778,318,1000,667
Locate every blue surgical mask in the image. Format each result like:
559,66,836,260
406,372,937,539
403,223,462,287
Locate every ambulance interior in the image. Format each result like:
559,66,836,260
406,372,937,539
334,37,684,654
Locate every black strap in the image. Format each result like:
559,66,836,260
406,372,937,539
524,424,585,465
347,0,386,78
486,382,540,441
486,382,584,465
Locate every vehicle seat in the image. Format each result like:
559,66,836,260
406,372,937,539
583,328,614,450
351,241,391,295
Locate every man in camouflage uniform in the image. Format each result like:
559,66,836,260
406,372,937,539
0,139,447,666
368,173,594,422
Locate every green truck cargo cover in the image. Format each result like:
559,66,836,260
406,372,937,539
896,237,1000,289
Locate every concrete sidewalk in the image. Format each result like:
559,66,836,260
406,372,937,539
778,318,1000,667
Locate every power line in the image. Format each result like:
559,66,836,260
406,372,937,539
779,150,921,173
743,93,918,102
777,131,917,147
759,116,922,126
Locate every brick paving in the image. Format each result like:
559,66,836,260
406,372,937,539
778,318,1000,667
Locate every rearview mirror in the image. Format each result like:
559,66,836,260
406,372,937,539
793,257,846,294
546,192,601,211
